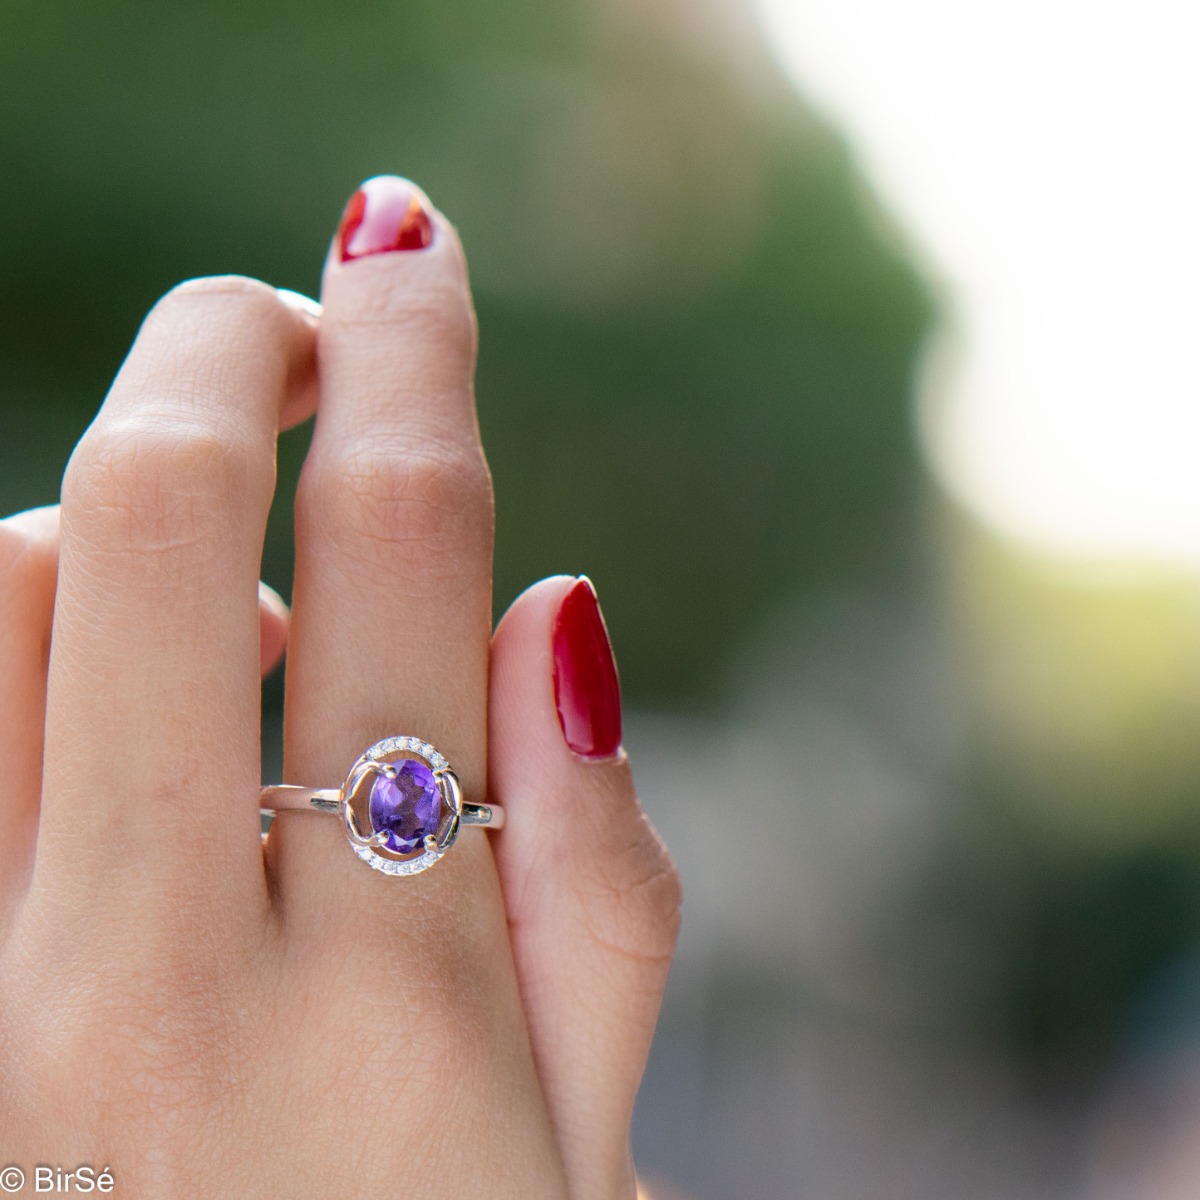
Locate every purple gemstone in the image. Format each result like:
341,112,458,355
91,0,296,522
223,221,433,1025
368,758,442,854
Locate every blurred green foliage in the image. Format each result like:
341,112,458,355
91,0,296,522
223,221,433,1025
24,0,1197,1108
0,0,931,711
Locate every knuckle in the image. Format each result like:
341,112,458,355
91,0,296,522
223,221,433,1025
147,274,286,335
59,276,286,569
327,269,478,360
0,935,247,1149
582,820,683,966
300,442,493,587
62,422,264,565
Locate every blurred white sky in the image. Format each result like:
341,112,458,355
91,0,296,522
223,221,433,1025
755,0,1200,569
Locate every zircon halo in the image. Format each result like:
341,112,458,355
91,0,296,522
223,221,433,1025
258,734,500,876
340,736,461,876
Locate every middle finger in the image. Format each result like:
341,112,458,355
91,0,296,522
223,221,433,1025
33,278,316,914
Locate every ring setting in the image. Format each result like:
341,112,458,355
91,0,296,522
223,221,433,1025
260,736,502,877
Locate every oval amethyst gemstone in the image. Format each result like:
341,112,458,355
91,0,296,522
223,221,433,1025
368,758,442,854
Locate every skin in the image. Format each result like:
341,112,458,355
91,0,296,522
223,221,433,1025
0,184,681,1198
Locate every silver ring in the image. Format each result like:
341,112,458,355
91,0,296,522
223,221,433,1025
259,736,502,877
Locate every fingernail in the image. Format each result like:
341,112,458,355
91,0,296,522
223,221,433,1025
256,580,289,621
276,288,323,320
337,176,434,261
552,577,622,759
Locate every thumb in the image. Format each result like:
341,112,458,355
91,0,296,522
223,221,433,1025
489,574,682,1199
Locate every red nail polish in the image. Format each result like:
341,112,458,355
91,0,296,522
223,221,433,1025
337,176,434,261
552,577,622,759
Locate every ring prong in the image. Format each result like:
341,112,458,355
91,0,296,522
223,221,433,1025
423,834,439,854
437,815,460,851
439,769,463,817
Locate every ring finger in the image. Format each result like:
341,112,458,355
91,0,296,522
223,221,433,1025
272,178,497,935
268,181,566,1190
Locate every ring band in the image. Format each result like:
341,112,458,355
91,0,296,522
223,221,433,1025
259,736,502,877
260,785,501,828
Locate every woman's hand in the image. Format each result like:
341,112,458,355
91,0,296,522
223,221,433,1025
0,177,680,1198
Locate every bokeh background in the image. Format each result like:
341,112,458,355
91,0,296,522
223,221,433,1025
4,1,1200,1196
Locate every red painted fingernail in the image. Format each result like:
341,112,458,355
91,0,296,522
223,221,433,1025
552,577,622,760
337,176,434,261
